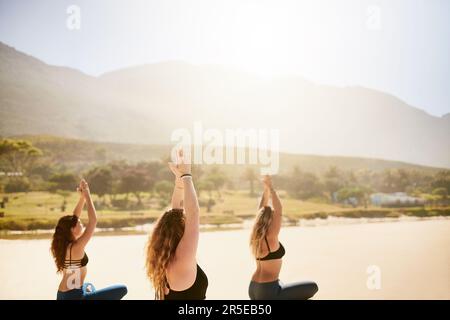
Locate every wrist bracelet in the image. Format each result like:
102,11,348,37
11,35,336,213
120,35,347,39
180,173,192,179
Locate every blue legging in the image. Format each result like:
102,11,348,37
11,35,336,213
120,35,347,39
57,283,128,300
249,279,318,300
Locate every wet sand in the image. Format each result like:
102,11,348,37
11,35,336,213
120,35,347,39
0,219,449,299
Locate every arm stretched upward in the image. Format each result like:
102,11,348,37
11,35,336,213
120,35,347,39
263,176,282,239
169,150,200,269
171,177,184,209
74,179,97,250
258,186,270,209
72,183,85,217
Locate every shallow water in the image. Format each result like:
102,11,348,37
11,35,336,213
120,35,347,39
1,215,447,240
0,219,449,299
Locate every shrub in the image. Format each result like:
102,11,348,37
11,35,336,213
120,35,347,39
111,198,129,209
4,179,31,193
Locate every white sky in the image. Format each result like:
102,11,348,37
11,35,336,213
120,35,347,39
0,0,449,117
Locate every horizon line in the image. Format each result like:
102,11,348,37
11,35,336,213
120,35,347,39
1,40,449,119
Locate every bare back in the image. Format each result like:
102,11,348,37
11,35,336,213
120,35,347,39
58,243,87,292
252,236,283,282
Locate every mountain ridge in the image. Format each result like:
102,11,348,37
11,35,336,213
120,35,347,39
0,41,449,168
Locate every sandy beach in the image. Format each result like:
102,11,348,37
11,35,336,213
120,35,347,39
0,219,449,300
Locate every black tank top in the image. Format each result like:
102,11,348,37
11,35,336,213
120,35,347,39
164,264,208,300
63,243,89,269
256,237,285,261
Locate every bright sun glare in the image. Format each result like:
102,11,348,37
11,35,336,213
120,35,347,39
223,3,292,77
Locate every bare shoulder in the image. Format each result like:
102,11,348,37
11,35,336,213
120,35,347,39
166,258,197,290
266,235,280,249
69,241,86,258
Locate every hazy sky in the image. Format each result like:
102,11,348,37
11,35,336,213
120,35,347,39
0,0,449,117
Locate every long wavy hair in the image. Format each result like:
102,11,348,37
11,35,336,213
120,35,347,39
250,206,274,258
51,215,78,272
145,208,185,300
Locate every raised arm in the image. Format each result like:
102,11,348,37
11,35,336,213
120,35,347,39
74,179,97,249
177,175,200,259
264,176,283,239
72,184,86,217
258,186,270,209
170,177,184,209
170,150,199,267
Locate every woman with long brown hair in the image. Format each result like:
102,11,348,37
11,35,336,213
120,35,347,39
249,175,318,300
51,179,127,300
146,149,208,300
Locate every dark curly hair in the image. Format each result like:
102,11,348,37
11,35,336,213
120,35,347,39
51,215,78,272
145,208,185,299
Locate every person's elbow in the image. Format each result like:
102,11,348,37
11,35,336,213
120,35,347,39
192,208,200,216
189,203,201,214
186,207,200,218
89,216,98,226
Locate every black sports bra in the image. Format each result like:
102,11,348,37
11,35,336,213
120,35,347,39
164,264,208,300
63,243,89,269
256,237,285,261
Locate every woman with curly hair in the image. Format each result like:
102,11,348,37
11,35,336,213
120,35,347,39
146,149,208,300
51,179,127,300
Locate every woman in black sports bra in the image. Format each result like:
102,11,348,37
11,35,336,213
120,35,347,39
249,175,318,300
51,179,127,300
146,150,208,300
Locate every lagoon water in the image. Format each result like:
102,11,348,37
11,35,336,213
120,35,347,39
0,219,449,299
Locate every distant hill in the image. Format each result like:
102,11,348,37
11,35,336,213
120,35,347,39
443,113,450,124
0,42,154,143
1,41,449,168
7,135,444,178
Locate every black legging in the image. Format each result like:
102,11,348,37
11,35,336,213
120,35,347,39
249,279,318,300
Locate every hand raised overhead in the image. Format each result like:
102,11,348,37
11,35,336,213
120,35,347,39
76,179,91,198
168,149,191,178
262,175,273,190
